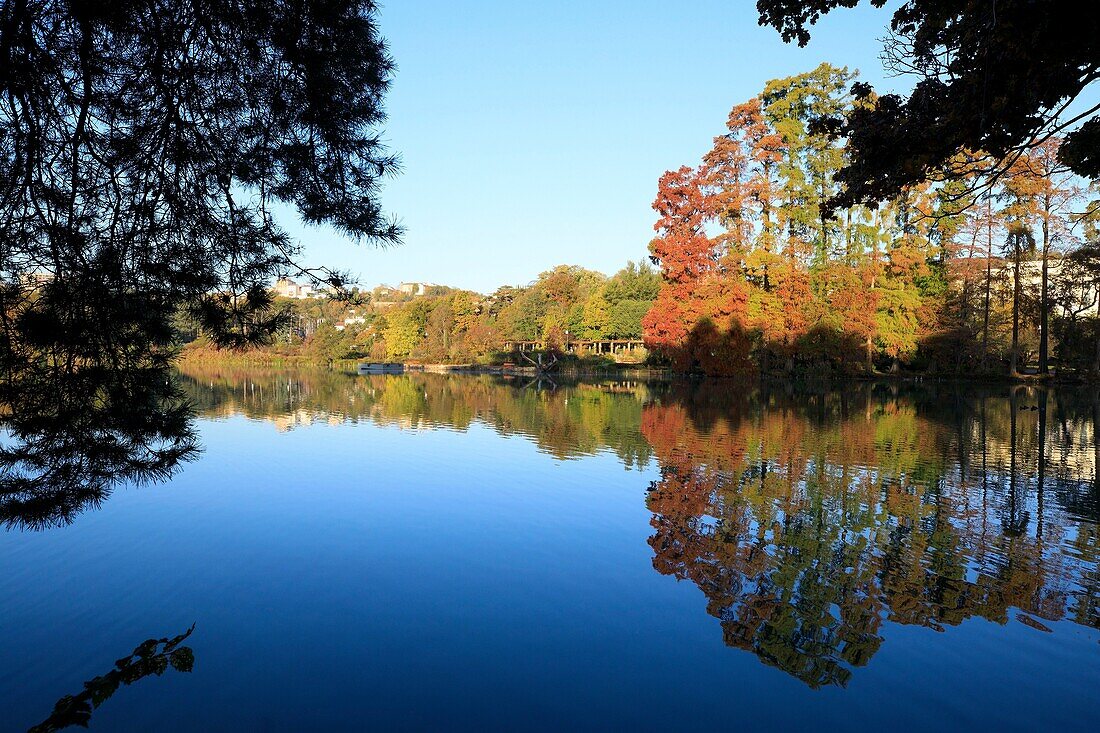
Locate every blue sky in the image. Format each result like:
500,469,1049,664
281,0,908,293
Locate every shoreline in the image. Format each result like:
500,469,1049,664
175,347,1098,385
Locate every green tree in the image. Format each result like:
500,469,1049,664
605,261,661,303
304,322,348,363
580,294,610,339
608,300,651,339
762,62,854,263
384,301,428,359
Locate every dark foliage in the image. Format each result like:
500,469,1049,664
0,355,199,530
756,1,1100,208
0,0,399,349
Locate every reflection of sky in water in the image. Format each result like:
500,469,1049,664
1,371,1099,731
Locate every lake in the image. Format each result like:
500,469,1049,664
2,366,1099,731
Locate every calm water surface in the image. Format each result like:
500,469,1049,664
2,367,1099,731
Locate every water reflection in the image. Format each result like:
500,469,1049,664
29,626,196,733
8,361,1100,696
176,364,655,466
642,382,1100,687
178,366,1100,688
0,360,198,530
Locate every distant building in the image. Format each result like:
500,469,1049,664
398,282,435,297
273,277,306,298
335,314,366,331
948,255,1097,313
273,277,335,300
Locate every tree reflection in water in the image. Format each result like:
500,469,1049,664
0,359,199,530
3,363,199,726
28,626,196,733
1,271,201,530
175,364,656,466
18,360,1100,694
642,382,1100,687
177,365,1100,690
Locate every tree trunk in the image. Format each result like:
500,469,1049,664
1039,206,1050,375
1010,234,1021,377
819,178,829,262
865,272,877,373
1093,286,1100,376
961,225,980,325
845,209,853,263
981,203,993,368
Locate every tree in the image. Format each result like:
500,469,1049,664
304,321,348,363
952,190,1003,367
761,63,853,262
756,1,1100,208
643,166,712,354
1001,153,1044,375
0,0,399,358
384,301,428,360
647,166,715,284
607,300,650,339
639,66,1100,377
425,299,455,360
509,289,549,341
604,261,661,303
1025,139,1080,374
580,293,610,340
1004,227,1036,375
1066,242,1100,374
643,68,935,375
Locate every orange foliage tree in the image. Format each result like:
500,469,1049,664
642,65,1092,377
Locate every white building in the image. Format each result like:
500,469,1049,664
398,282,436,297
950,256,1097,314
335,313,367,331
273,277,335,300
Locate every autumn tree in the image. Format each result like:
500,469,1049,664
644,66,1098,378
1001,154,1044,375
761,63,853,263
1025,139,1080,374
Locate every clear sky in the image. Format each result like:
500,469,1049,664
281,0,909,294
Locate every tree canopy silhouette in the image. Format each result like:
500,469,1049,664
0,0,399,349
756,1,1100,209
